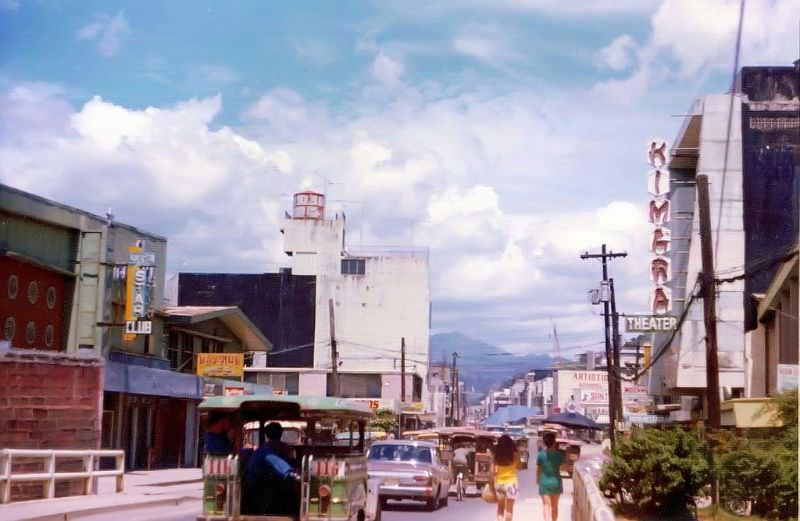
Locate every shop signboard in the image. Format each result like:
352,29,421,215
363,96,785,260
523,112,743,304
777,364,798,392
622,384,651,414
196,353,244,378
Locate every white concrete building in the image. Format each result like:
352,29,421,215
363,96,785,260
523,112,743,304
651,64,799,420
281,191,431,404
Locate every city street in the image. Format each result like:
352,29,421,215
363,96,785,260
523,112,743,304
107,467,574,520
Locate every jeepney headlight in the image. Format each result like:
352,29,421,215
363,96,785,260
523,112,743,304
319,484,332,513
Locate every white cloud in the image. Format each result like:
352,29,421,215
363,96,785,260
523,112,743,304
596,0,800,101
371,53,405,84
76,11,131,57
596,34,638,71
451,24,523,65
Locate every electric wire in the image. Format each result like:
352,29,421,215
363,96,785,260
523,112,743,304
713,0,747,267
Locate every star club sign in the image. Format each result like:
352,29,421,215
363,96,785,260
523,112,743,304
646,139,672,316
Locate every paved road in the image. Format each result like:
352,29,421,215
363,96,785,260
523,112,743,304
155,467,575,521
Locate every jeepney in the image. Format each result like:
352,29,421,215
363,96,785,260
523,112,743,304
198,395,380,521
403,428,498,491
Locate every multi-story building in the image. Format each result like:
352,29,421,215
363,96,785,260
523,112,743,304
253,191,431,405
651,63,799,421
1,184,270,470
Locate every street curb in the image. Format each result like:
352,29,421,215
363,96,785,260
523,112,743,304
9,494,201,521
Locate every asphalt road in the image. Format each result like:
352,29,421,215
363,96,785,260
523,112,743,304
154,467,564,521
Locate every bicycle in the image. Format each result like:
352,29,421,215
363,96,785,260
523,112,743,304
455,471,465,501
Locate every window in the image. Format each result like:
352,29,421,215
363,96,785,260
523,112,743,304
341,258,365,275
368,444,432,463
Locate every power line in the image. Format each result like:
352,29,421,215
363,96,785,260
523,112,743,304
713,0,746,267
617,277,702,382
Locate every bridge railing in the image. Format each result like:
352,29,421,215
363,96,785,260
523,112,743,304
572,459,615,521
0,449,124,504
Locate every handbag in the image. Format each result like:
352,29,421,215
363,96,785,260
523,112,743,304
481,481,497,503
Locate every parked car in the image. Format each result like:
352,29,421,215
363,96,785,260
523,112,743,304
367,440,451,511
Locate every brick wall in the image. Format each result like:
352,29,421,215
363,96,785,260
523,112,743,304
0,349,103,501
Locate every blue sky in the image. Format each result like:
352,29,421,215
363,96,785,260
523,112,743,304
1,0,797,352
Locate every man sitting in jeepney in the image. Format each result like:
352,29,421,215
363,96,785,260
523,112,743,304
204,412,234,455
243,422,301,515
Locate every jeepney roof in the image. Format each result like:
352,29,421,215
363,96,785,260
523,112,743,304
198,394,373,420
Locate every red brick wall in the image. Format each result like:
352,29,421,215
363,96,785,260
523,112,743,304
0,350,103,501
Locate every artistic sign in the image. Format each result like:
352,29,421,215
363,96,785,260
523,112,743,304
196,353,245,378
578,383,608,406
646,139,672,316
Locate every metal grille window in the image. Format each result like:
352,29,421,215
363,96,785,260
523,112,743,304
341,258,366,275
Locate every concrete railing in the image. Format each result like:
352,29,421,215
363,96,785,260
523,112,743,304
0,449,125,504
572,459,615,521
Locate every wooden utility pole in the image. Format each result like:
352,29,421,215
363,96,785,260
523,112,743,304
697,175,721,431
581,244,627,450
609,278,624,424
450,352,459,426
697,174,721,506
328,298,340,397
401,337,406,403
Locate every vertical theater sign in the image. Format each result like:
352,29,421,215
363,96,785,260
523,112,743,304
626,140,677,333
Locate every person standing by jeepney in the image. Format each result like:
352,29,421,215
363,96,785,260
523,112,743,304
537,430,564,521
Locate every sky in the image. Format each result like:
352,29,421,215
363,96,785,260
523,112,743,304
1,0,798,355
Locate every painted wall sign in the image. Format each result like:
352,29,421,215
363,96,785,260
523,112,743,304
625,315,678,332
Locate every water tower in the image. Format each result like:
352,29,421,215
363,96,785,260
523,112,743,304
292,191,325,220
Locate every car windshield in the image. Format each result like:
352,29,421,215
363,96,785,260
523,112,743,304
369,444,432,463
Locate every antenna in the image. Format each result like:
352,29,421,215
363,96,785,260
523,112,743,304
550,317,561,369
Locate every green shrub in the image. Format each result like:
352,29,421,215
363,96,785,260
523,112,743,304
716,389,798,520
600,427,711,518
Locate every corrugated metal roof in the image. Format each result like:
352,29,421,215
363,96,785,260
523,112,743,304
162,306,236,316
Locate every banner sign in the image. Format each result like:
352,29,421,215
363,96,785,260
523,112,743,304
124,242,156,340
196,353,244,378
625,315,678,332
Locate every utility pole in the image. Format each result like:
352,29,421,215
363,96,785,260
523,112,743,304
328,298,340,397
401,337,406,403
581,244,627,450
609,278,624,424
450,352,459,426
697,175,721,504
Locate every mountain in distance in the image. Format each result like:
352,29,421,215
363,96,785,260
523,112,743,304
430,332,557,398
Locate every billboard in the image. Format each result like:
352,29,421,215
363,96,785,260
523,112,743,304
196,353,244,378
622,384,651,414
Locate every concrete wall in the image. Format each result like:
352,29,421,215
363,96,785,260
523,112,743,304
283,214,431,403
0,349,103,500
674,95,746,391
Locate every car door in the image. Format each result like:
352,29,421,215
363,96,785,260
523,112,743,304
434,448,449,491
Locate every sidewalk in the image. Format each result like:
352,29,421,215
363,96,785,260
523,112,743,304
0,468,203,521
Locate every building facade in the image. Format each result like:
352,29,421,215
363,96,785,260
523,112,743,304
281,191,431,404
1,184,269,470
650,63,799,420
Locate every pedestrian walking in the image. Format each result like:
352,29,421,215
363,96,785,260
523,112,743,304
536,430,564,521
492,434,518,521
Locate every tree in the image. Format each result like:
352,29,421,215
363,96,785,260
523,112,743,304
600,427,711,518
